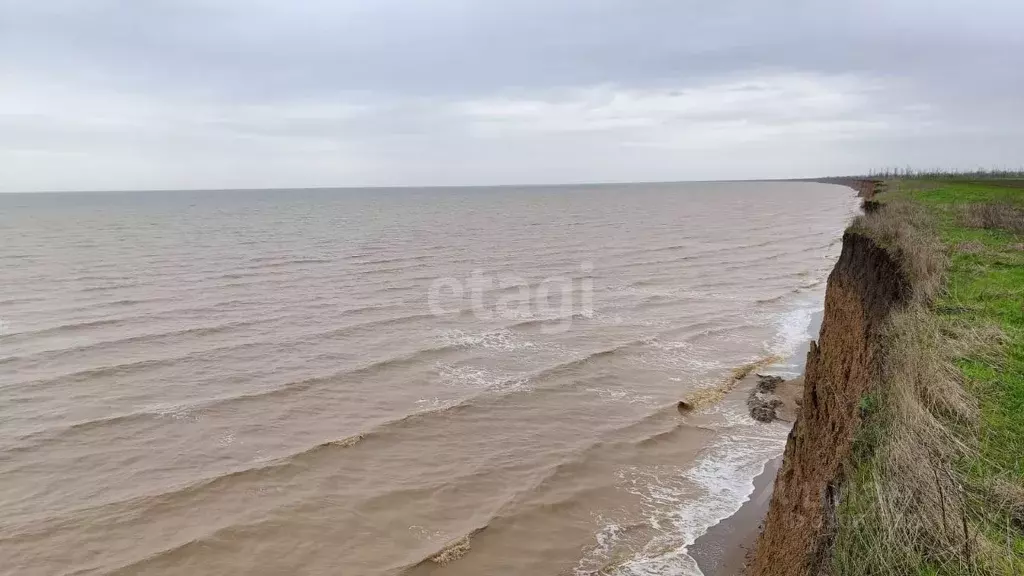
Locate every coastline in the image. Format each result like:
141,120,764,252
689,456,782,575
749,177,1024,575
683,182,872,575
684,284,830,574
681,181,872,575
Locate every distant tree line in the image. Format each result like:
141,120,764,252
863,167,1024,180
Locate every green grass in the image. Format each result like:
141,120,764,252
908,181,1024,482
832,179,1024,575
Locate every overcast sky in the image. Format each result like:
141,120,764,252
2,1,1022,192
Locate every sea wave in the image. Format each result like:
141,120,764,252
577,430,788,576
1,316,279,369
766,302,820,358
3,310,455,389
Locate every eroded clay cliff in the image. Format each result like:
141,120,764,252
749,228,911,576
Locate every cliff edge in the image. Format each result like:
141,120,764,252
749,229,911,575
752,178,1024,575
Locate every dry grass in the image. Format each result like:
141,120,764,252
987,479,1024,529
834,307,983,573
851,200,947,303
956,241,986,254
831,199,1021,575
959,203,1024,234
942,318,1009,370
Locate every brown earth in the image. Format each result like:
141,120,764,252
748,230,911,576
773,376,803,424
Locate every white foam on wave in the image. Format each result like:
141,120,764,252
699,402,762,430
766,302,817,358
643,337,689,351
414,396,459,410
628,338,724,373
434,362,530,394
585,386,658,406
582,428,788,576
574,514,627,574
153,405,201,423
436,328,539,352
408,524,447,543
765,365,804,380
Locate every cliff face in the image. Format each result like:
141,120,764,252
749,230,911,576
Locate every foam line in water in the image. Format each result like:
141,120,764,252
577,297,825,575
767,303,817,357
584,429,789,576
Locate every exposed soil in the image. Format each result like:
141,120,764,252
748,231,911,576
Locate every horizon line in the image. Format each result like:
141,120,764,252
0,176,861,195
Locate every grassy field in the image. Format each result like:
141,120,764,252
832,179,1024,575
896,181,1024,482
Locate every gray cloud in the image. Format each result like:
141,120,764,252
1,0,1022,191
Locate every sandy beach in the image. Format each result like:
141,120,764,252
689,456,782,575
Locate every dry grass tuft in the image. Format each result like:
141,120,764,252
987,479,1024,529
956,241,986,254
959,203,1024,234
851,200,947,303
943,318,1009,370
884,308,979,427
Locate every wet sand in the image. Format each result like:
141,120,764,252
689,456,783,575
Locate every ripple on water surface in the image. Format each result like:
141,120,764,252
0,181,858,575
